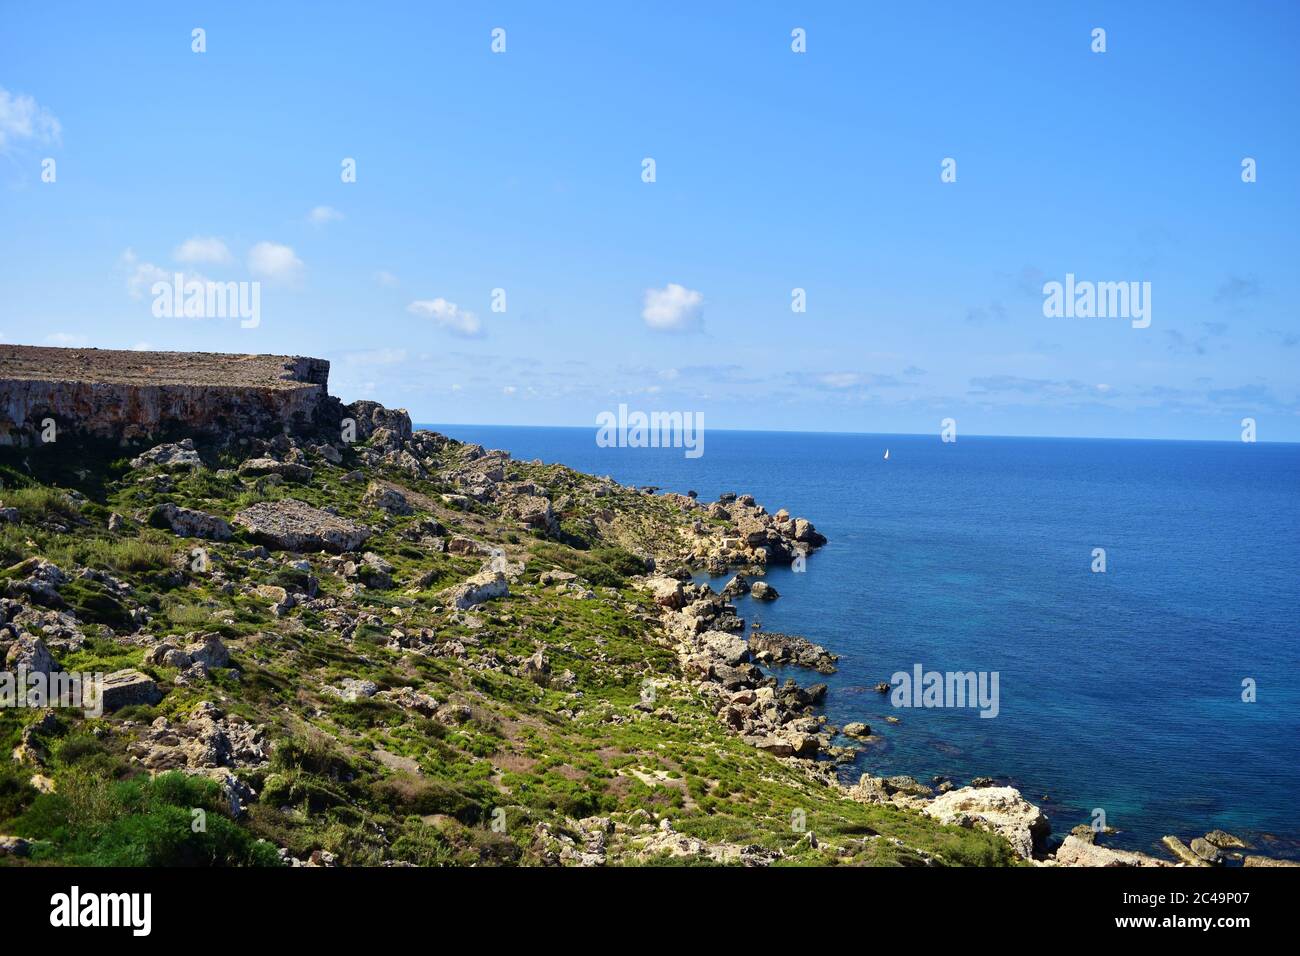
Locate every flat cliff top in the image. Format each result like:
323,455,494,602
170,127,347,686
0,345,324,390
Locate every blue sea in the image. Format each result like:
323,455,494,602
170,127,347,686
425,424,1300,858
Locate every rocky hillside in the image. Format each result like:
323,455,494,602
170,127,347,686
0,357,1222,867
0,391,1035,867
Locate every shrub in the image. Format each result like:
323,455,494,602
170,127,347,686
16,770,280,866
4,486,80,522
0,762,37,822
369,775,489,824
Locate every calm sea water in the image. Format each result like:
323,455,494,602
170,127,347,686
425,424,1300,858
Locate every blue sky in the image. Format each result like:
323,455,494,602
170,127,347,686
2,1,1297,440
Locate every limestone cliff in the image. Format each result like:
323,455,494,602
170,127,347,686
0,345,333,444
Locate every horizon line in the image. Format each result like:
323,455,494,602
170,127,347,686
413,421,1299,447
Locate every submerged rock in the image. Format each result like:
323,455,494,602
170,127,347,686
1161,835,1211,867
1204,829,1248,849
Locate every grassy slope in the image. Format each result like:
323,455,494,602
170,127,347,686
0,434,1018,867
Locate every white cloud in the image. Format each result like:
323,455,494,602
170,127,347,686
642,283,703,332
819,372,862,389
374,270,400,288
248,242,303,281
407,297,483,338
119,248,207,299
308,205,344,227
0,88,61,150
502,385,517,395
120,249,169,299
173,236,232,265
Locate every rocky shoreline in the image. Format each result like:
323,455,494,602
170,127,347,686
630,496,1294,868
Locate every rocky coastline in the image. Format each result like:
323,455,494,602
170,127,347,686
0,346,1292,867
629,494,1292,868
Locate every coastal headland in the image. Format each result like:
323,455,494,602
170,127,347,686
0,346,1281,867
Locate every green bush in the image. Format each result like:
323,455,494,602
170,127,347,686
369,775,490,824
0,762,37,822
3,486,80,522
15,770,280,866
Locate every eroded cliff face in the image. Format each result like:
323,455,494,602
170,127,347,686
0,346,333,444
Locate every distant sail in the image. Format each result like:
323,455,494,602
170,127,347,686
884,448,890,460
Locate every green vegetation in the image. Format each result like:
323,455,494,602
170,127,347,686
0,433,1022,868
15,770,279,866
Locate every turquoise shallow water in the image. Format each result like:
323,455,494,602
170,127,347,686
426,424,1300,858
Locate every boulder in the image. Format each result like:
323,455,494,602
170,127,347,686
92,669,163,712
4,635,57,675
447,536,489,556
238,458,313,482
504,494,556,532
1189,837,1222,865
150,503,232,540
143,643,192,669
1161,836,1211,867
883,775,933,798
747,632,838,673
185,633,230,669
1243,855,1300,867
1204,829,1248,849
346,400,413,446
720,574,750,599
362,482,412,516
842,721,871,738
1055,834,1172,867
130,439,202,470
325,677,378,702
792,518,827,546
749,581,779,601
521,651,550,686
440,571,509,610
700,631,751,667
539,569,579,586
923,786,1050,859
254,585,289,604
233,499,370,553
644,576,686,610
746,735,795,758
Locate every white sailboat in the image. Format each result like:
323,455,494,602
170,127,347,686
884,448,890,460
